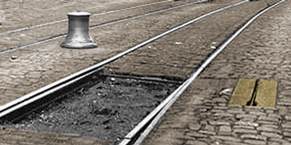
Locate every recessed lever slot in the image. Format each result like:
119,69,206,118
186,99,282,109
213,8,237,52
229,79,277,107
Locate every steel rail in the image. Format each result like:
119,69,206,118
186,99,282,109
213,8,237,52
125,0,286,145
0,0,172,36
0,0,247,122
0,0,208,53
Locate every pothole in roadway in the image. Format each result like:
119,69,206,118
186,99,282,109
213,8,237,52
1,73,180,144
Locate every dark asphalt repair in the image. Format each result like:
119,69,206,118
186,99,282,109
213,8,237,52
1,73,179,144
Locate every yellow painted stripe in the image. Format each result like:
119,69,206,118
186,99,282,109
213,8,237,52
229,79,256,106
255,79,277,107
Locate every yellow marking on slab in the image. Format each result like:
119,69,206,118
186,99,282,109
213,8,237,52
229,79,256,106
255,79,277,107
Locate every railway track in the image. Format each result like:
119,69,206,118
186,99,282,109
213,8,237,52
0,0,207,53
0,0,172,35
0,0,173,33
0,0,285,145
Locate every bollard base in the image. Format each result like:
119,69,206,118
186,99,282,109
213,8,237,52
61,11,97,49
61,41,97,49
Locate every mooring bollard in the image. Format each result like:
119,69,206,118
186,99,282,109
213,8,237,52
61,11,97,49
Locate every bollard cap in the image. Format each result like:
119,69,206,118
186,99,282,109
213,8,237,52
68,11,91,16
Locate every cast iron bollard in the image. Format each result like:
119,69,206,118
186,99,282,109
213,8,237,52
61,12,97,49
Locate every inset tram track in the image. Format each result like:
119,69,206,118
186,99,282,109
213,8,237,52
0,0,172,36
0,0,285,145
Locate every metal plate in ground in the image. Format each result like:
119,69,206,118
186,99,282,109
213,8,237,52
229,79,256,106
229,79,277,107
255,79,277,107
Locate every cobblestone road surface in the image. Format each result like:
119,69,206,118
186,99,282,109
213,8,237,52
0,0,196,50
0,0,245,145
0,128,109,145
0,0,289,145
143,0,291,145
0,0,232,106
106,0,268,79
0,0,165,32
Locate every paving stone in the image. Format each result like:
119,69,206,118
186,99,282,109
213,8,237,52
211,109,225,113
185,140,208,145
278,101,291,106
188,123,201,131
249,111,266,116
268,114,281,119
261,132,282,139
209,121,231,126
212,135,241,142
244,139,266,145
204,124,215,132
283,131,291,137
257,120,279,125
186,132,208,138
236,114,257,122
237,114,257,119
233,128,257,134
199,108,209,112
199,130,216,136
241,134,267,141
217,103,227,107
286,138,291,143
213,113,234,118
284,115,291,121
219,126,232,133
258,116,279,122
213,106,228,110
244,107,264,112
257,125,281,134
269,138,291,145
282,123,291,129
223,141,249,145
227,108,244,114
213,98,228,103
268,141,281,145
234,121,259,127
283,128,291,133
233,125,255,130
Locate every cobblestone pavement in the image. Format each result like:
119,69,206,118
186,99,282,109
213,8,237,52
0,0,196,50
0,128,109,145
0,1,244,144
0,0,287,144
0,1,235,106
106,0,269,80
0,0,165,32
142,0,291,145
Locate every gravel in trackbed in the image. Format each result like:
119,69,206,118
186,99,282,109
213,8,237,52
2,74,178,144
